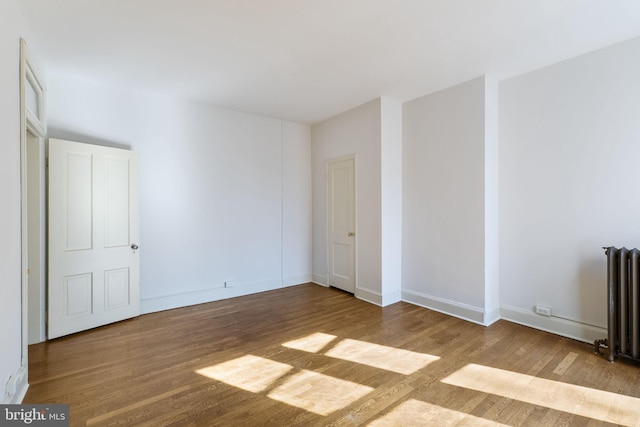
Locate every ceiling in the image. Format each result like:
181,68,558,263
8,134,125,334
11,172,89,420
18,0,640,124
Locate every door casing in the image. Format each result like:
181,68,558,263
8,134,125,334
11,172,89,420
26,128,46,344
21,38,47,359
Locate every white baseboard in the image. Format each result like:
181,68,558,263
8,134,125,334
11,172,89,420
283,274,312,287
311,275,399,307
355,287,401,307
402,289,489,326
484,307,501,326
500,305,606,344
1,365,28,404
355,287,383,306
382,290,402,306
142,275,606,345
141,278,282,314
311,274,327,286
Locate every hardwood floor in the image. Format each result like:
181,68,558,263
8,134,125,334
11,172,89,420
24,284,640,426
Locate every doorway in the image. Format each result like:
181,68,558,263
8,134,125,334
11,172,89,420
20,38,47,383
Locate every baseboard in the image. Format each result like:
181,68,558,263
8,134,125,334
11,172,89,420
354,287,401,307
142,277,606,343
283,274,312,287
402,289,489,326
1,365,28,404
141,278,282,314
500,305,607,344
311,274,327,287
484,307,501,326
355,287,383,306
381,290,402,306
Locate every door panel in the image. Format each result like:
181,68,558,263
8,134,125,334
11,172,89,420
331,243,351,277
65,152,93,250
49,139,139,339
104,156,131,248
63,273,92,317
327,158,355,293
105,268,130,309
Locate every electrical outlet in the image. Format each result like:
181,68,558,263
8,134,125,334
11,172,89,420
535,305,552,317
224,281,234,288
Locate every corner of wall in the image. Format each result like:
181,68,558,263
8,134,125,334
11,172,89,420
311,274,327,287
484,73,500,321
283,274,313,288
483,307,501,326
355,286,402,307
380,97,403,300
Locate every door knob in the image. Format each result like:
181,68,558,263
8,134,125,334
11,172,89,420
131,244,139,250
348,232,355,237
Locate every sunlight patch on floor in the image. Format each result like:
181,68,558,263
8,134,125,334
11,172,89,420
282,332,337,353
267,370,374,416
442,363,640,426
195,355,292,393
368,399,509,427
325,339,440,375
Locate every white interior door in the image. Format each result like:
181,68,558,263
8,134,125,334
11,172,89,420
327,158,356,293
48,138,140,339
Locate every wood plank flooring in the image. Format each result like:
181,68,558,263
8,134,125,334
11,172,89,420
24,284,640,426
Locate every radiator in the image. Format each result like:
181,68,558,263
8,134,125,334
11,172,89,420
595,247,640,362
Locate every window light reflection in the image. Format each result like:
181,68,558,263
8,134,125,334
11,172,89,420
195,355,292,393
368,399,509,427
282,332,337,353
442,364,640,426
325,339,440,375
268,370,374,416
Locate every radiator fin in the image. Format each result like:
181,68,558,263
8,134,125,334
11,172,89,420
601,247,640,362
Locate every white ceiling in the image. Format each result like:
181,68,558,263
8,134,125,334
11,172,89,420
19,0,640,124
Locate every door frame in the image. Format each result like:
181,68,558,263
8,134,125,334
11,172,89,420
20,37,47,376
325,154,357,292
25,128,46,344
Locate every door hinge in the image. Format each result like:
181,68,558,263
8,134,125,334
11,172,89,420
45,157,49,167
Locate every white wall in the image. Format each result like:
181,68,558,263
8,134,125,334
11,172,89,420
0,0,29,404
311,99,383,303
283,121,312,286
499,36,640,341
402,76,494,324
47,75,312,313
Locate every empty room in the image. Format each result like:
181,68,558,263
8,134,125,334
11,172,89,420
2,1,640,425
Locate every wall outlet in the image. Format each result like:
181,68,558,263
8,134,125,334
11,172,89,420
224,281,234,288
535,305,552,317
